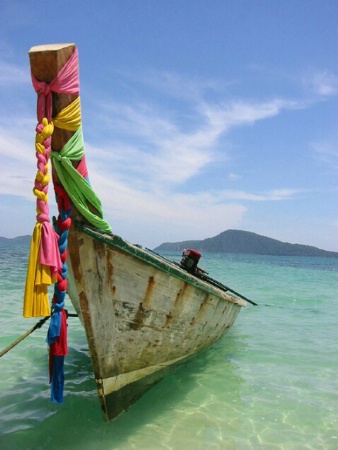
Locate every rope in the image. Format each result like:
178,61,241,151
0,314,78,358
0,317,50,358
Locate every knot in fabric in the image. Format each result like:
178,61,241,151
53,301,65,313
37,81,51,97
51,152,62,162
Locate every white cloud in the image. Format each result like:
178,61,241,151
228,172,241,181
87,169,249,245
201,98,300,131
310,71,338,97
112,68,235,104
0,119,37,200
206,188,301,202
85,152,302,246
312,140,338,172
87,87,301,193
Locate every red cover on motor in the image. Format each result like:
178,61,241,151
183,249,201,262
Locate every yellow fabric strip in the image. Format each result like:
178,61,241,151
53,97,82,131
23,223,52,318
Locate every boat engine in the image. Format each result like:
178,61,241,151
180,249,201,274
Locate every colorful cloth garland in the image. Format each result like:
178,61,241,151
24,46,111,403
23,119,62,318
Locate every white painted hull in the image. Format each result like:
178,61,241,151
67,224,245,421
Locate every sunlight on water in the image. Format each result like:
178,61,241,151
1,246,337,450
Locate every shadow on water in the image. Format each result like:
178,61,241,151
0,326,247,450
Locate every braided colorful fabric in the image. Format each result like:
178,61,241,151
47,182,71,403
24,46,111,403
23,119,62,318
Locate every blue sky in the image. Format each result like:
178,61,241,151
0,0,337,251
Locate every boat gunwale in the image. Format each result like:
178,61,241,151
74,221,246,307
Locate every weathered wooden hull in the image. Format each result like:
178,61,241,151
66,223,245,421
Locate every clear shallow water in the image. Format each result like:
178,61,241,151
0,245,337,450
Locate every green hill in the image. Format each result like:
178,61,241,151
154,230,338,258
0,235,31,246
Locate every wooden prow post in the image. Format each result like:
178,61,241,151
29,44,79,183
28,43,101,219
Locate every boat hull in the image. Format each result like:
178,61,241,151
67,224,245,421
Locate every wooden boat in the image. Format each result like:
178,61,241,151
26,43,251,422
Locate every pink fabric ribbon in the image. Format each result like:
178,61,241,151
31,48,80,122
40,222,62,278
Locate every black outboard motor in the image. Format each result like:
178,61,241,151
180,249,201,274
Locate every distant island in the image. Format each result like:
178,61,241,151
0,235,31,246
154,229,338,258
1,231,337,258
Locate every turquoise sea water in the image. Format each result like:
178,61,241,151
0,243,337,450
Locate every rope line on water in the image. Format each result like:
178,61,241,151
0,314,78,358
